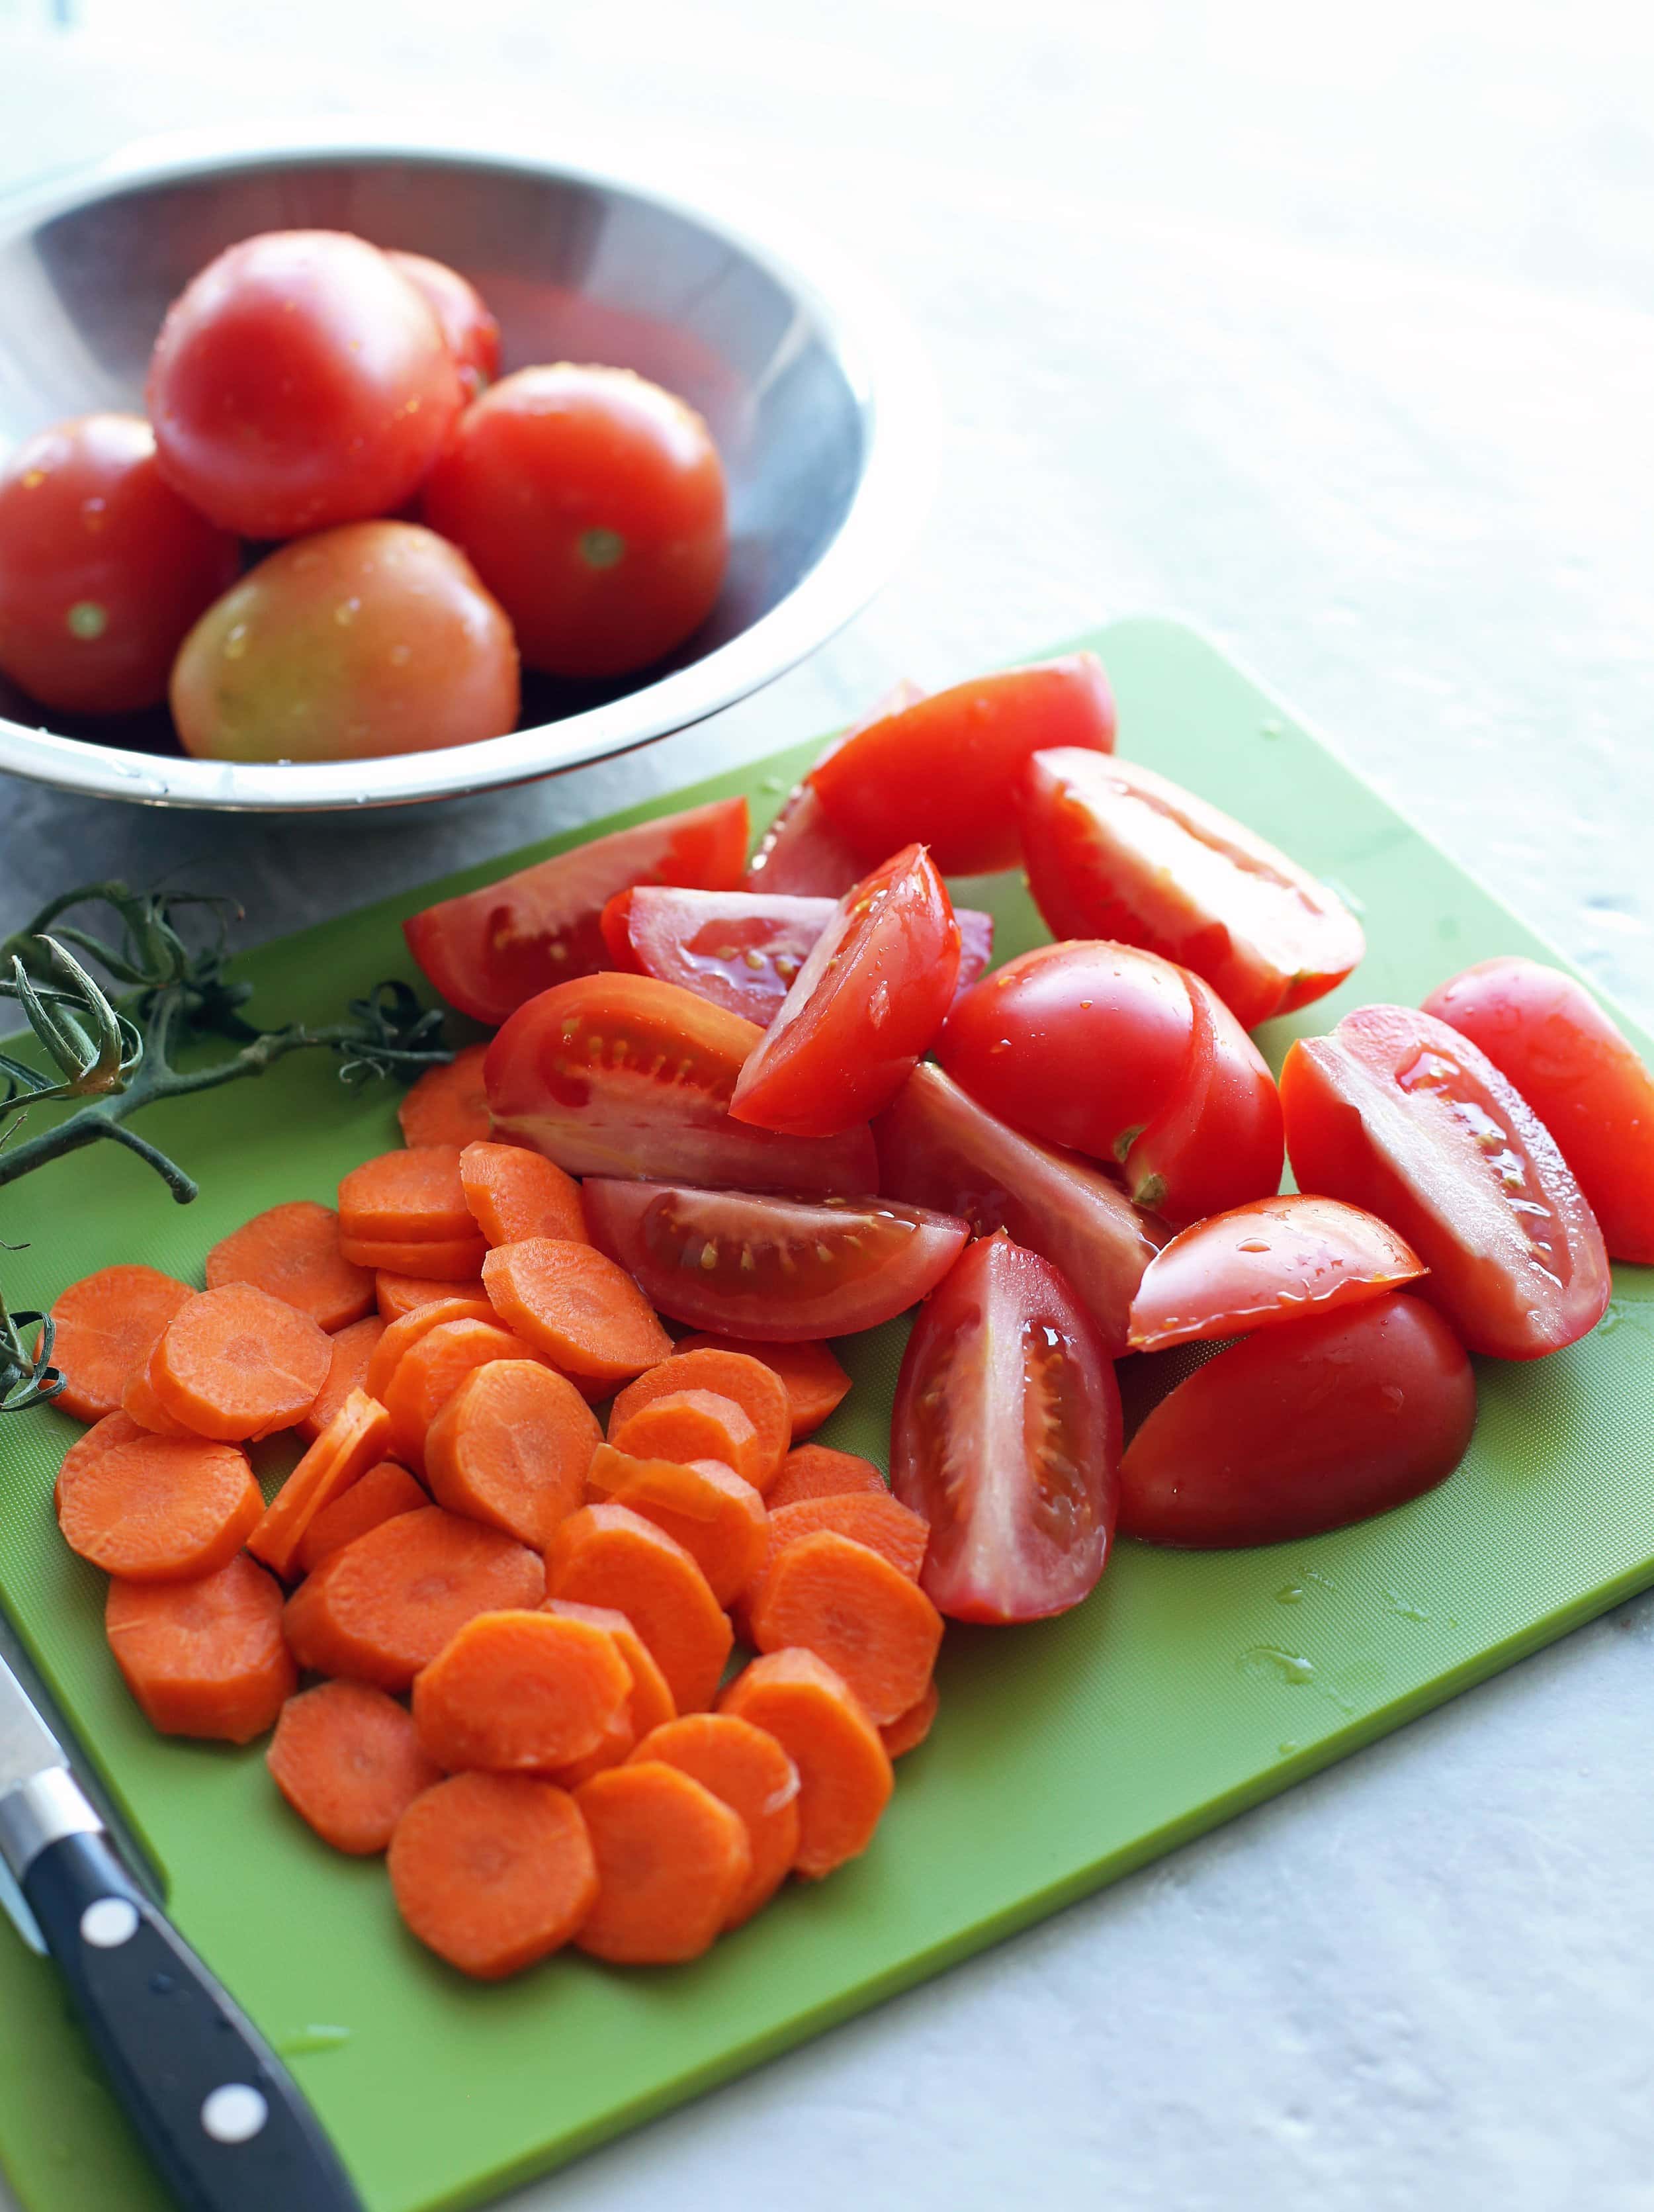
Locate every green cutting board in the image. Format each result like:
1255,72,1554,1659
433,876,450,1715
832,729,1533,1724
1,617,1651,2212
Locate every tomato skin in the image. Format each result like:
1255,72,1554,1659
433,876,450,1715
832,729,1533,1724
891,1235,1121,1622
385,251,500,400
147,230,464,537
1127,1195,1426,1352
1121,967,1285,1227
484,972,877,1197
874,1063,1163,1357
1119,1292,1476,1547
421,364,727,679
1018,748,1365,1029
405,797,748,1027
1422,957,1654,1264
0,414,241,714
1282,1005,1611,1359
744,681,925,897
730,846,961,1139
169,521,517,766
582,1180,969,1339
806,654,1116,875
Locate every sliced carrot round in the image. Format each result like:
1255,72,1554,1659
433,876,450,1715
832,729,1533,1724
398,1044,492,1149
482,1239,672,1390
365,1297,499,1403
150,1284,331,1442
668,1334,849,1443
339,1231,489,1278
762,1491,928,1584
389,1772,597,1979
630,1713,800,1928
881,1677,939,1759
298,1313,388,1442
44,1264,194,1423
425,1360,599,1549
460,1141,587,1247
338,1145,474,1243
574,1761,752,1965
121,1362,191,1437
54,1409,145,1514
719,1648,892,1878
295,1461,427,1577
247,1390,393,1581
412,1609,631,1772
381,1317,528,1474
750,1530,942,1725
543,1599,677,1789
106,1554,295,1742
59,1433,263,1581
609,1388,760,1488
268,1681,441,1855
609,1349,791,1491
375,1271,488,1321
546,1503,732,1713
206,1200,375,1331
586,1446,768,1607
765,1444,888,1511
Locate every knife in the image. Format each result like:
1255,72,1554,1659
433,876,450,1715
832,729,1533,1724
0,1649,363,2212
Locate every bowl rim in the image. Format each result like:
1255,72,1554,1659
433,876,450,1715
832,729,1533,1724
0,119,934,812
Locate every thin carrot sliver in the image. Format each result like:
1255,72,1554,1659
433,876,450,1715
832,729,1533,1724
412,1609,631,1772
268,1680,441,1855
206,1200,374,1332
629,1713,800,1928
718,1647,892,1878
459,1141,587,1247
398,1045,492,1149
246,1390,392,1581
881,1677,939,1759
609,1349,791,1491
750,1530,941,1726
672,1334,851,1440
543,1600,677,1789
339,1231,490,1278
574,1761,752,1965
298,1313,387,1442
586,1445,768,1607
425,1360,599,1549
365,1297,498,1403
54,1409,144,1515
59,1433,263,1582
482,1239,672,1390
106,1553,295,1742
375,1270,488,1321
338,1145,474,1243
546,1503,732,1713
295,1461,426,1576
388,1771,597,1980
765,1444,888,1511
150,1284,331,1442
380,1317,527,1474
43,1264,193,1424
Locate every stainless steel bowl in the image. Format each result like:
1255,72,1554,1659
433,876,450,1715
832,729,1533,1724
0,122,932,811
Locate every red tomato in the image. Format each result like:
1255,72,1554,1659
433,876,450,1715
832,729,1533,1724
1127,1195,1426,1352
1018,748,1365,1029
600,884,994,1030
1119,1292,1476,1546
484,972,877,1196
1423,957,1654,1264
1282,1005,1611,1358
939,941,1284,1225
385,251,500,400
806,654,1116,875
581,1180,969,1339
891,1234,1121,1621
404,797,749,1027
0,414,240,715
730,846,961,1138
170,521,517,765
147,231,464,538
744,680,924,896
874,1063,1163,1357
421,364,727,679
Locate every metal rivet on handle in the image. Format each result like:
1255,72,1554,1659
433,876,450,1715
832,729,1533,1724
200,2083,269,2145
79,1897,139,1948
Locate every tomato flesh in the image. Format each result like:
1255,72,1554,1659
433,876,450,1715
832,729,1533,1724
1282,1004,1610,1359
1119,1292,1476,1546
744,680,925,896
385,251,500,400
1423,957,1654,1264
1018,748,1365,1029
874,1064,1162,1357
891,1235,1121,1621
581,1181,969,1339
730,845,961,1138
808,654,1117,875
405,797,748,1027
1127,1195,1426,1352
484,972,877,1196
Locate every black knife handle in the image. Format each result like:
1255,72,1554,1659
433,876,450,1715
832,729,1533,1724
22,1828,363,2212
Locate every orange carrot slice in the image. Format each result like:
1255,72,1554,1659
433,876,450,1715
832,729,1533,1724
44,1264,194,1423
149,1284,331,1442
267,1680,441,1854
388,1772,597,1979
763,1491,929,1584
107,1554,295,1742
283,1506,543,1691
374,1271,488,1321
339,1232,490,1278
765,1443,888,1510
671,1334,849,1441
609,1388,762,1489
482,1239,672,1390
749,1530,942,1725
881,1677,939,1759
337,1144,474,1243
381,1317,527,1474
59,1433,263,1581
546,1503,732,1712
586,1446,767,1607
205,1199,375,1331
120,1362,191,1437
574,1762,751,1965
543,1600,677,1789
609,1349,791,1491
365,1297,498,1403
246,1389,393,1581
629,1713,800,1927
412,1609,631,1772
424,1360,599,1548
298,1313,388,1442
719,1648,892,1877
294,1461,427,1576
459,1141,587,1247
398,1044,492,1149
54,1409,144,1514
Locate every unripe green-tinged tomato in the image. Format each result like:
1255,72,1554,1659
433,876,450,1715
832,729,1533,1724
0,413,241,715
169,521,519,765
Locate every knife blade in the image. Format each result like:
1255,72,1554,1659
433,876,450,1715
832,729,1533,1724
0,1650,363,2212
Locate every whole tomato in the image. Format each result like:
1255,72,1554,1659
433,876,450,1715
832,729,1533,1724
386,251,500,400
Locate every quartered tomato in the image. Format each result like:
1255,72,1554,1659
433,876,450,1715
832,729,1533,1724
484,972,877,1196
939,941,1284,1226
744,681,925,897
1127,1195,1426,1352
1018,748,1364,1030
581,1181,969,1339
1119,1292,1476,1547
1424,957,1654,1264
404,797,748,1027
807,654,1117,875
1282,1005,1611,1359
730,846,961,1138
601,885,993,1030
891,1234,1121,1621
874,1063,1163,1357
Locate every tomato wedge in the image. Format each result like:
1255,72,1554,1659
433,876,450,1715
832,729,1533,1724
730,846,961,1138
1423,957,1654,1264
807,654,1117,875
601,884,993,1029
404,796,748,1026
744,679,924,897
1127,1196,1426,1352
1282,1004,1610,1359
1018,749,1364,1029
891,1234,1121,1621
581,1181,969,1339
1119,1292,1476,1546
874,1063,1163,1356
484,973,877,1196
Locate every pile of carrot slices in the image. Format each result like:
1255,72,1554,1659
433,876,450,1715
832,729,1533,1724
44,1104,938,1980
